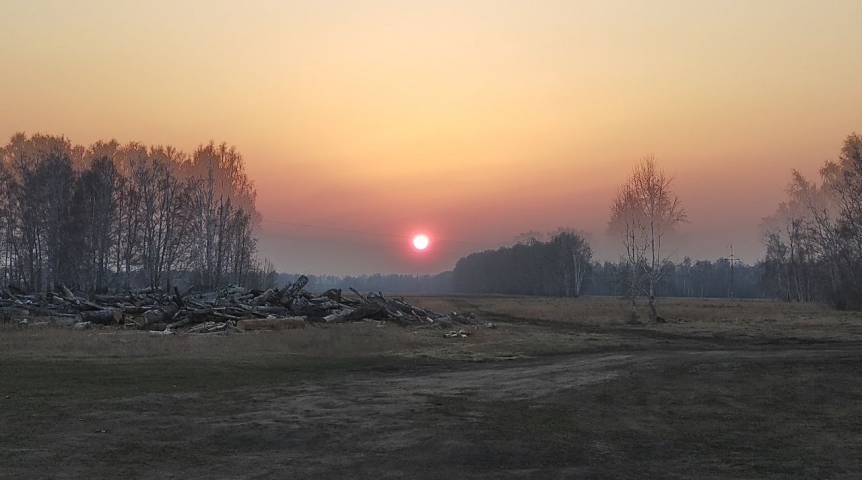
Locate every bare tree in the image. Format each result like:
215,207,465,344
609,156,686,322
552,230,592,297
0,133,269,294
68,156,119,291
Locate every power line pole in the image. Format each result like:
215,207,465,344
728,244,742,300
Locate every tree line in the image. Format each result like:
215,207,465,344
276,255,765,299
449,240,763,299
451,230,592,296
761,132,862,309
0,133,275,293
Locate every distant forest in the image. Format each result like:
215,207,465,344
278,241,764,300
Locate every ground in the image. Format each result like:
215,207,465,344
2,296,862,479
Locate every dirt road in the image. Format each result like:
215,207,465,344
4,344,861,479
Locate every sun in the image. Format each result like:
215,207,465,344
412,234,430,251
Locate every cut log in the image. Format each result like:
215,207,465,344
76,309,122,325
166,316,193,330
252,306,289,316
121,306,151,315
225,286,247,296
140,305,179,325
237,317,307,331
252,288,275,306
324,304,385,323
320,288,342,302
61,285,77,301
93,294,132,303
278,276,308,304
288,296,310,314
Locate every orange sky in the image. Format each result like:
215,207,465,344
2,0,861,275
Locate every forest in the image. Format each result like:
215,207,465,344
760,132,862,309
0,134,275,293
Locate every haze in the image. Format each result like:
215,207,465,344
2,0,860,275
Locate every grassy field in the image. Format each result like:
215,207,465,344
2,296,862,479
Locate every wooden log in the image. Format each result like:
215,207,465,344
236,317,307,331
94,294,132,303
77,301,104,312
76,308,123,325
166,315,193,330
224,286,247,296
61,285,77,301
140,304,179,325
349,287,368,303
289,297,343,316
323,304,384,323
50,296,68,306
252,288,275,306
121,305,151,315
211,311,241,320
252,306,289,316
278,276,308,305
320,288,342,302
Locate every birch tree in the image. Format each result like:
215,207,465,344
609,156,686,322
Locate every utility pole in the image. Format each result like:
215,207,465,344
728,244,742,300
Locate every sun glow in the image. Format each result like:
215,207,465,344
412,234,430,251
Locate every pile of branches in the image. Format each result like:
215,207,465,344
0,276,475,334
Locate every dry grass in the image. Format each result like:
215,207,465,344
4,296,862,362
0,321,433,360
408,295,862,345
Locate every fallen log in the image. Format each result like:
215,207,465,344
323,304,384,323
278,276,309,305
320,288,342,302
252,306,290,316
61,285,77,301
349,288,368,303
140,304,179,325
76,308,123,325
166,316,193,330
252,288,275,306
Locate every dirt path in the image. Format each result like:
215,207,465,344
6,346,860,479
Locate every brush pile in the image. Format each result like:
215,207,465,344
0,276,475,334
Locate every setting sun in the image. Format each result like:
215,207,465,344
412,234,430,251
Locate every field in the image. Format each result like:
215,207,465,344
3,296,862,479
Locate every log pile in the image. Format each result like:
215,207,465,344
0,276,474,334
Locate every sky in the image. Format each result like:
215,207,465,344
2,0,861,275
